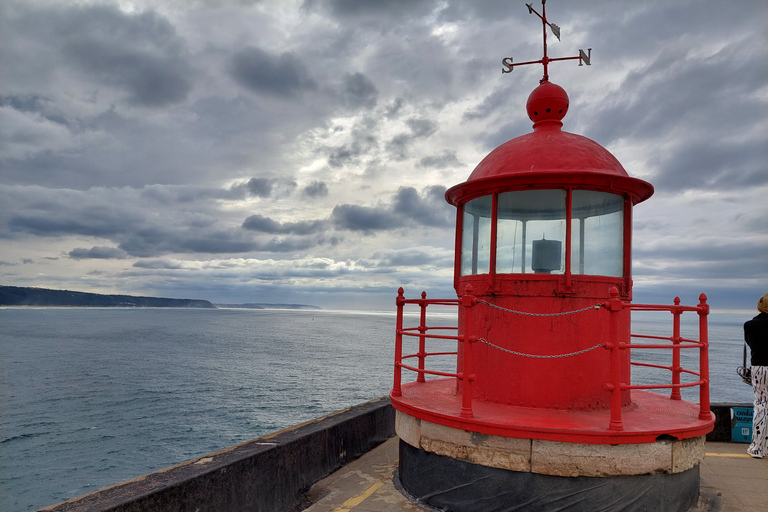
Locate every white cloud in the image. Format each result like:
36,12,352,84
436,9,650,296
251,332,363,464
1,0,766,310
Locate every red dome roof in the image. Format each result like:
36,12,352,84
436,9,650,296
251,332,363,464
445,81,653,206
467,129,629,182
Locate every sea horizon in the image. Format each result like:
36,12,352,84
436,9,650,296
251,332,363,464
0,307,756,511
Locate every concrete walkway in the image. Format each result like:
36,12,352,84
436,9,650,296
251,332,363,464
301,437,767,512
698,441,767,511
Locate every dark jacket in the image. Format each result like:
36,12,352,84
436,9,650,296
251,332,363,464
744,312,768,366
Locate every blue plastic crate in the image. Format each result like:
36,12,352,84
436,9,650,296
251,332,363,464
731,407,753,443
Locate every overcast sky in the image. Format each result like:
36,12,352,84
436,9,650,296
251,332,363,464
1,0,766,311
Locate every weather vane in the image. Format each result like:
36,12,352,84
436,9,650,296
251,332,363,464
501,0,591,82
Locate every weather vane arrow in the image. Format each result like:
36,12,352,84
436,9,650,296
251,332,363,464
502,0,591,82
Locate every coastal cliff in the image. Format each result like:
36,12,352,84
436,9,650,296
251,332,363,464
0,286,216,308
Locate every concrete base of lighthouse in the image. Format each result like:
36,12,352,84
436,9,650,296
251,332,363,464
396,411,705,512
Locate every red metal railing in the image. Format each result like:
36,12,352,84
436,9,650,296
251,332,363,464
392,286,710,430
605,287,710,429
391,288,462,395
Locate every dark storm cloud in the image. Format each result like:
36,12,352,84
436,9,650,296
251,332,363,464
325,120,379,168
1,185,328,258
438,0,520,22
331,204,402,232
2,97,283,189
242,214,327,235
141,184,247,204
634,237,768,281
244,177,298,198
327,136,379,168
307,0,438,22
115,226,261,257
463,85,516,122
69,246,128,260
585,45,765,146
0,94,50,113
230,46,317,98
632,282,763,313
0,94,70,126
133,259,183,269
340,73,378,109
5,3,194,107
110,228,176,257
385,98,404,119
373,248,453,268
573,12,768,194
386,118,437,160
177,234,259,254
386,133,417,161
406,118,437,138
5,183,454,255
651,139,768,192
331,185,453,233
246,178,274,197
419,151,462,169
3,184,241,240
479,118,533,152
392,186,453,227
302,181,329,198
8,209,134,239
576,0,749,65
327,146,356,168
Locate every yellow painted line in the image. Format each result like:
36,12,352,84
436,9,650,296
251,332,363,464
332,482,384,512
705,452,753,458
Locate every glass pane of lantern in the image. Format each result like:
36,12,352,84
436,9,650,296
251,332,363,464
460,195,492,275
571,190,624,277
496,189,566,274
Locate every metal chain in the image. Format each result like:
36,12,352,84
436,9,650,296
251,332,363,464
479,300,603,316
476,338,605,359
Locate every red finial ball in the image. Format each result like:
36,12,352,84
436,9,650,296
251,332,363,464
526,81,569,126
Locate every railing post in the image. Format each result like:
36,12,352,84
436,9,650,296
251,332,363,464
460,285,476,418
607,286,624,431
697,293,711,419
671,297,682,400
417,291,427,383
392,288,405,397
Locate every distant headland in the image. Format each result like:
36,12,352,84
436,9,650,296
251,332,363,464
0,286,321,310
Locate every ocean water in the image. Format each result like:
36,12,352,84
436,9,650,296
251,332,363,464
0,307,755,512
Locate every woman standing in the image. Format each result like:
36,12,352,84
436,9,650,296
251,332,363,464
744,292,768,459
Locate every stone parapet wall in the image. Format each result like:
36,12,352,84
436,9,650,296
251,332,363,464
41,397,395,512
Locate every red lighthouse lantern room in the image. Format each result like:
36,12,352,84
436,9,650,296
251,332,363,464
391,2,714,511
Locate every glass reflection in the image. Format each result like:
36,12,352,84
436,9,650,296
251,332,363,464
571,190,624,277
496,190,566,274
460,196,492,276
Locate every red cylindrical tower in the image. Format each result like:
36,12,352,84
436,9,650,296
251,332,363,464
391,4,713,510
392,78,712,511
446,81,652,411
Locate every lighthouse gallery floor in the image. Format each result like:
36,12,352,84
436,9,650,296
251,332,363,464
391,378,714,445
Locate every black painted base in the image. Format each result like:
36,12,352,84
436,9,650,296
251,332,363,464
398,440,700,512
